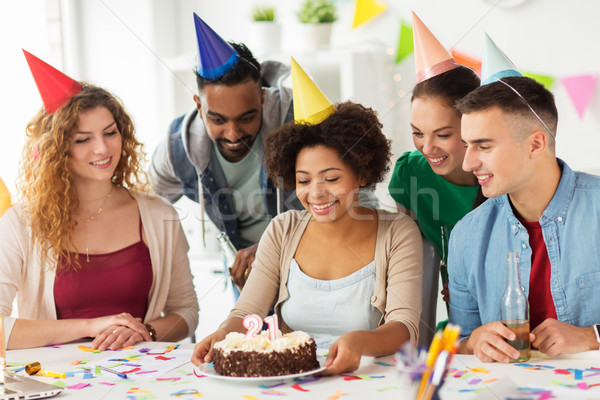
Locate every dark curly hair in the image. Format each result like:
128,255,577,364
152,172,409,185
195,42,261,91
264,101,391,191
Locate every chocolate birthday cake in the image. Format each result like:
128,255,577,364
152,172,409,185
212,330,320,377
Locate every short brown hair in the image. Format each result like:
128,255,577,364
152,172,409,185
456,77,558,146
264,101,391,191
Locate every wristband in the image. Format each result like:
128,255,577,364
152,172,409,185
145,323,157,342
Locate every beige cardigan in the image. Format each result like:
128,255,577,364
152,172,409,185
0,191,199,340
226,209,423,343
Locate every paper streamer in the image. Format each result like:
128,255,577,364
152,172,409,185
561,74,598,119
352,0,387,29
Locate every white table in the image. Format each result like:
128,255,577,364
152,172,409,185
6,342,600,399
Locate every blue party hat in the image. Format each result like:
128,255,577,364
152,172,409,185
193,13,239,79
481,33,522,85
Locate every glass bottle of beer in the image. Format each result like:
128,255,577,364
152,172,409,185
216,232,238,272
500,251,531,362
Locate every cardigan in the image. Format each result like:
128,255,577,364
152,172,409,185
0,191,199,340
225,209,423,343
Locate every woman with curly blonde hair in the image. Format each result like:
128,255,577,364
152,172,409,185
0,51,198,350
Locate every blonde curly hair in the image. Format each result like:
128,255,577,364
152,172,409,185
17,83,150,270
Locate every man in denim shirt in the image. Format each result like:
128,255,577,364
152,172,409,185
448,76,600,362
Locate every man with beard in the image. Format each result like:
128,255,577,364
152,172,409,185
150,15,301,294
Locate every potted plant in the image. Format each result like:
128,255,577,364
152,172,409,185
249,5,281,55
294,0,338,52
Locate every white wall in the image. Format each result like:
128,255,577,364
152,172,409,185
5,0,600,203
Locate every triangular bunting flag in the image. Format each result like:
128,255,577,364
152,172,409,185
561,74,598,119
352,0,387,29
0,177,11,217
395,20,413,64
290,57,335,125
523,72,556,90
450,50,482,76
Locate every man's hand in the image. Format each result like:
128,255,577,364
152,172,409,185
441,282,449,303
230,243,258,289
462,321,526,363
531,319,598,357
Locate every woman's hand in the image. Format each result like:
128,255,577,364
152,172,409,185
88,313,151,350
322,332,366,375
92,324,146,351
191,329,228,366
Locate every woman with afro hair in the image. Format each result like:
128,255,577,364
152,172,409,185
193,101,423,375
0,55,198,350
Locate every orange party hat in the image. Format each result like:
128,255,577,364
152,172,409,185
412,12,458,84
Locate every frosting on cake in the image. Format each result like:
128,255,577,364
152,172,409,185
214,330,311,354
212,330,320,377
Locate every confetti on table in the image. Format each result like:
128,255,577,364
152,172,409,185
484,378,499,384
340,374,360,381
291,383,309,392
375,361,393,367
242,396,259,400
128,388,152,393
164,344,179,353
71,360,82,365
327,389,343,399
260,389,286,395
124,363,142,367
67,382,90,390
294,376,321,384
170,389,203,397
100,382,116,386
83,373,93,379
78,345,94,352
468,367,489,374
355,375,372,381
175,369,193,376
376,386,398,392
123,367,142,374
139,348,151,353
155,356,174,361
554,369,570,375
468,379,482,385
156,377,180,381
53,381,67,388
136,370,158,375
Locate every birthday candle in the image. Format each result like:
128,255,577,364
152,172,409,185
264,315,279,342
242,314,262,339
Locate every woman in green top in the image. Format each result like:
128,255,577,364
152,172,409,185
388,65,483,307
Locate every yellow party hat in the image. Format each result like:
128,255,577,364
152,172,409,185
291,57,335,125
0,177,11,217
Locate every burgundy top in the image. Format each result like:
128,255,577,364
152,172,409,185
54,218,153,320
518,218,557,330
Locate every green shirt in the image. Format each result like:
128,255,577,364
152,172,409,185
214,140,269,247
388,151,478,257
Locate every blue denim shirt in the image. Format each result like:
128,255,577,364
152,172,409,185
448,160,600,338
